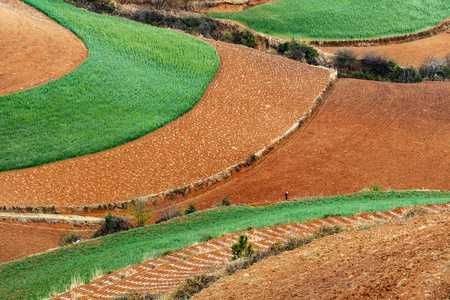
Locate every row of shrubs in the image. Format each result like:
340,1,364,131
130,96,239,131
334,49,450,83
0,205,58,214
59,196,233,246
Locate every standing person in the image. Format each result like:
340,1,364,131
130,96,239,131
285,191,289,201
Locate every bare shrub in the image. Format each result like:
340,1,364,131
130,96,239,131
153,195,183,223
170,274,219,300
313,224,342,238
403,207,429,219
284,235,313,250
420,57,445,79
114,290,160,300
59,230,81,246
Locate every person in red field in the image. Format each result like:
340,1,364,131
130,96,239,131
285,191,289,201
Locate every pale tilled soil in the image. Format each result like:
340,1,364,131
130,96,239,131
194,210,450,300
0,40,332,208
186,79,450,210
52,203,450,299
0,0,88,96
319,27,450,67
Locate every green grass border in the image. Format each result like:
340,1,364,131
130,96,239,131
0,190,448,299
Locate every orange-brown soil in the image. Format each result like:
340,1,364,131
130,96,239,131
0,40,331,208
184,79,450,210
319,29,450,67
0,220,98,263
0,0,88,96
194,211,450,300
52,204,450,299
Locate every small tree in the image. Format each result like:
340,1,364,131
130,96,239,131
128,198,153,227
231,235,254,260
153,194,182,222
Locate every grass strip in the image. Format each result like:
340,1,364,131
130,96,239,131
0,190,448,299
0,0,219,171
210,0,450,40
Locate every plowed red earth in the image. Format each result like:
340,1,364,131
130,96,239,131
318,27,450,67
0,220,98,263
0,40,332,208
52,203,450,299
186,79,450,210
194,210,450,300
0,0,87,96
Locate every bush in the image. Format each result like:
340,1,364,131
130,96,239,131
334,49,358,71
59,231,81,246
371,180,382,192
93,213,133,238
402,66,422,83
233,30,258,48
349,71,376,80
420,57,445,80
153,196,183,223
280,40,318,64
185,203,197,215
222,196,231,206
128,198,153,227
231,235,254,260
222,31,233,42
170,274,218,300
403,207,429,219
114,290,159,300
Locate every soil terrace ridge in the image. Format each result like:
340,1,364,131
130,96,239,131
52,202,450,299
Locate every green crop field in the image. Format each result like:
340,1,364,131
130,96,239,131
210,0,450,40
0,190,448,299
0,0,219,172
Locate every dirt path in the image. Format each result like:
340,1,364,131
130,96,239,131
318,29,450,67
0,220,98,263
52,203,450,299
0,40,332,208
184,79,450,210
194,209,450,300
0,0,88,96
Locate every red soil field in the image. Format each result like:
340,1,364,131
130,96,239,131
318,28,450,67
0,40,332,208
194,210,450,300
0,0,87,96
53,204,450,299
185,79,450,210
0,220,98,263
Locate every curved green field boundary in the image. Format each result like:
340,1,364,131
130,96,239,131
0,190,448,299
0,0,219,172
210,0,450,40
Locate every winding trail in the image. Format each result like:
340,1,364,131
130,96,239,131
185,79,450,209
0,0,87,96
0,40,332,208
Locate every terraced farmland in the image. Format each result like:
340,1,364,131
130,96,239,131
0,191,448,299
53,202,450,299
0,0,219,171
211,0,450,40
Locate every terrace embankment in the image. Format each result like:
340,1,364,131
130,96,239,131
194,210,450,300
0,0,88,96
186,79,450,209
318,25,450,67
0,40,331,208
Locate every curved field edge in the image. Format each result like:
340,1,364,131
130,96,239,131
0,190,448,299
210,0,450,40
0,0,219,172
